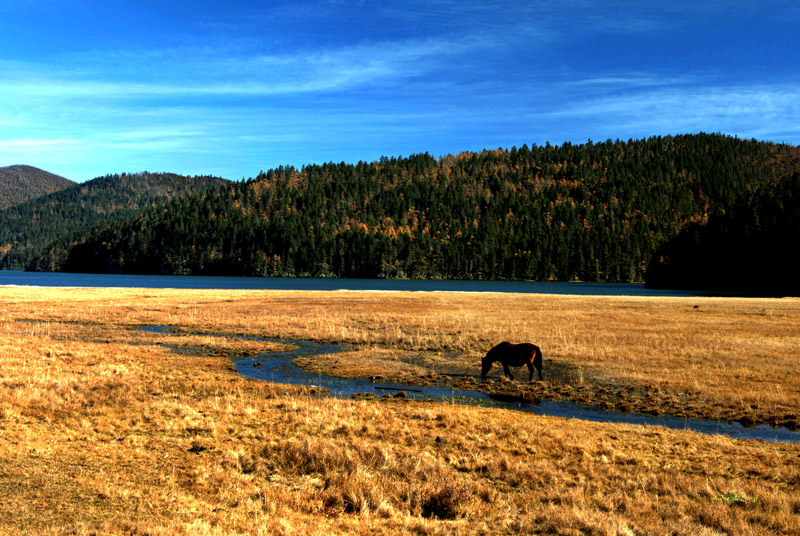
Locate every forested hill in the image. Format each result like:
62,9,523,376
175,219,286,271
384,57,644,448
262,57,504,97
27,134,800,285
0,172,229,271
0,165,75,209
645,172,800,296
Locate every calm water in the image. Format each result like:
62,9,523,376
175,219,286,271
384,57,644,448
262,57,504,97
1,270,710,296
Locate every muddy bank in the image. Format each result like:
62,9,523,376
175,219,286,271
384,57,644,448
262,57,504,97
468,377,800,432
138,325,799,441
240,346,800,443
294,347,800,432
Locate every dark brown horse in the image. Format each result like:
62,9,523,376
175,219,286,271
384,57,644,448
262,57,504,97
481,342,543,381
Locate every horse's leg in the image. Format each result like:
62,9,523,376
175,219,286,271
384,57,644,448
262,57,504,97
527,362,534,382
502,363,514,380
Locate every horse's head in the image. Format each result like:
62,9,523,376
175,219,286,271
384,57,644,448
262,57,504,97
480,348,497,379
481,342,511,379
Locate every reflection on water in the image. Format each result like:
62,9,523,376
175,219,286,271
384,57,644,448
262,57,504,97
141,327,800,444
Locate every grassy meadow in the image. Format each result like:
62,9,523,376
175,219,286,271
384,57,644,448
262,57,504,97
1,286,799,535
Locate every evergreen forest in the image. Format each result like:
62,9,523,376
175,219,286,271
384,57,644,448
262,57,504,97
17,134,798,294
0,165,74,210
0,172,229,271
645,171,800,296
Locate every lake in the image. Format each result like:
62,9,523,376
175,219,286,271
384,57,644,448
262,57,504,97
0,270,711,296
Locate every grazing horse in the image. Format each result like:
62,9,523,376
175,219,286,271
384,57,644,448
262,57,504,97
481,342,543,381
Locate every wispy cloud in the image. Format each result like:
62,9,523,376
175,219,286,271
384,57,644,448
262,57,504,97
0,35,474,107
564,75,700,89
536,83,800,142
549,84,800,119
0,138,84,176
0,138,79,150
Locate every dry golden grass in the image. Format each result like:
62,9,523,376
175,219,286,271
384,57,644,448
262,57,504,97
1,287,799,535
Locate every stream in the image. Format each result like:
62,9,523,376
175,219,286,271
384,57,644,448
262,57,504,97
146,327,800,444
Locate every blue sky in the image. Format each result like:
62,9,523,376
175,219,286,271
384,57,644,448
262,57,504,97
1,1,799,182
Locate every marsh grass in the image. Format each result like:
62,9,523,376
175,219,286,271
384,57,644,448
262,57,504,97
205,290,800,428
1,287,799,535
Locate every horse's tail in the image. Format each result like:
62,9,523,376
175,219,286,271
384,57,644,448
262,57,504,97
533,345,543,380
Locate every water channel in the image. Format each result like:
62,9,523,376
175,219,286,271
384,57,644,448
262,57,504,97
145,326,800,444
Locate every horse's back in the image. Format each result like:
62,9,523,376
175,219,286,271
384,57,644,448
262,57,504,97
489,342,540,361
492,342,535,364
508,342,539,356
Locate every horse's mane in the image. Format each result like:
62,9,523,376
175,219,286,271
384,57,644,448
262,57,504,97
486,341,511,357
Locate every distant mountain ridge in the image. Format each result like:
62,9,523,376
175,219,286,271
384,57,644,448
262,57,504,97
0,165,75,209
0,171,229,270
23,134,799,295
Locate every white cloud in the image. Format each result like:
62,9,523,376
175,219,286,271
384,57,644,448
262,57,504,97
0,35,467,102
552,84,800,119
0,138,79,150
0,138,85,176
564,75,699,89
536,83,800,143
0,118,24,127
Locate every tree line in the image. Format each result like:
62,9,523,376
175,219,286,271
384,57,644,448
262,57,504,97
20,134,800,292
645,171,800,295
0,172,228,270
